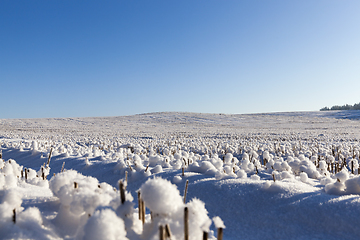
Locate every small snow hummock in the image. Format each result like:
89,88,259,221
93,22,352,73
82,208,129,240
140,177,183,216
139,177,216,240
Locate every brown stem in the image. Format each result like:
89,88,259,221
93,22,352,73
159,225,165,240
217,228,223,240
184,180,189,204
203,231,208,240
13,209,16,224
165,224,172,239
47,148,53,167
184,207,189,240
119,181,125,204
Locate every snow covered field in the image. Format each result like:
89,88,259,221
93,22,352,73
1,111,360,239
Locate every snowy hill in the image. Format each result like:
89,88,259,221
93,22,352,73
1,111,360,239
1,110,360,138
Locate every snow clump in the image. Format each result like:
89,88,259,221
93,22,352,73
140,177,183,216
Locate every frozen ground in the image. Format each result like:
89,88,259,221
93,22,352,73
1,110,360,239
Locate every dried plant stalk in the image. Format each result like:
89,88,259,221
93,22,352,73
47,148,53,167
138,191,142,220
13,209,16,224
184,207,189,240
184,180,189,204
159,225,165,240
61,162,65,173
217,227,223,240
119,181,126,204
165,224,172,239
203,231,208,240
141,200,146,225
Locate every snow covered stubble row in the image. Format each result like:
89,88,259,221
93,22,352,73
3,136,360,195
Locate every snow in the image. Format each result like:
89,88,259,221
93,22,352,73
139,177,183,216
212,216,225,229
1,110,360,239
81,208,128,240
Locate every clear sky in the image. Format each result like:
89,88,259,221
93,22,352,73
1,0,360,119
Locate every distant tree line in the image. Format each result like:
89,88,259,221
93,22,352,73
320,102,360,111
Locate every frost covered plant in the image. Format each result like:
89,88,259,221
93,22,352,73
139,177,216,240
213,216,225,240
288,155,320,179
49,170,131,237
323,169,360,195
0,190,22,221
299,172,309,183
0,189,60,239
344,176,360,194
223,153,233,165
325,178,346,195
81,208,129,240
140,177,183,217
0,160,21,189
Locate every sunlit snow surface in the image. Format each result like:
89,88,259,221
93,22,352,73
1,111,360,239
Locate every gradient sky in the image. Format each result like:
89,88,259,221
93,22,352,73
1,0,360,118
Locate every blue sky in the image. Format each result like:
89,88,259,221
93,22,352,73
1,0,360,118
